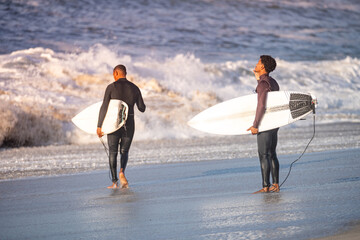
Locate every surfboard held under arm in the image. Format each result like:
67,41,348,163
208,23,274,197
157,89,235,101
187,91,317,135
72,100,128,135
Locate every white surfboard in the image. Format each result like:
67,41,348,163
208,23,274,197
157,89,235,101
72,100,128,135
188,91,317,135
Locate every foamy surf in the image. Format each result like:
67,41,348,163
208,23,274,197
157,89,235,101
0,45,359,147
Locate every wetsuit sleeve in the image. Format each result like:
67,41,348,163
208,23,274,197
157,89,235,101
97,84,112,128
253,81,269,128
136,88,146,112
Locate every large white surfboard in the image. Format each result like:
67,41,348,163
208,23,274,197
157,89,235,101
72,100,128,135
188,91,317,135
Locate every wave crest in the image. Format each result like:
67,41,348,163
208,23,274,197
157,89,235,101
0,45,359,147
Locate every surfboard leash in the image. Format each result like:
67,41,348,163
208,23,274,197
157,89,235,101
99,137,114,182
99,137,109,157
279,113,316,188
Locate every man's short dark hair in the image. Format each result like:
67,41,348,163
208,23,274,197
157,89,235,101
260,55,276,73
113,64,127,75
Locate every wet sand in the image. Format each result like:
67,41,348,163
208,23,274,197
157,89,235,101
1,122,360,181
1,148,359,240
311,222,360,240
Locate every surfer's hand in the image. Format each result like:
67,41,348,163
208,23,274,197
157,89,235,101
97,127,104,138
247,126,258,135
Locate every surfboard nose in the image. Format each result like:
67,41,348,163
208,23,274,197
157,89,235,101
187,119,198,128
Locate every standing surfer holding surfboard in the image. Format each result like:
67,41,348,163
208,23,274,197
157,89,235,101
97,65,146,189
247,55,280,194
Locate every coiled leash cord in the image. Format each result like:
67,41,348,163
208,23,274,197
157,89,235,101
279,113,316,188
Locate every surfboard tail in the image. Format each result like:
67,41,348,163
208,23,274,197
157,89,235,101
289,93,317,119
311,96,318,114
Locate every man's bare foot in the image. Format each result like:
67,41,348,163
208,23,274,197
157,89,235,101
253,187,269,194
119,172,129,189
269,184,280,192
107,182,118,189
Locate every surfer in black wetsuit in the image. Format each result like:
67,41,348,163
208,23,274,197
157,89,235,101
97,65,146,189
247,55,280,193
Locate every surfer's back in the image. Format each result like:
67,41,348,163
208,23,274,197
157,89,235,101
107,78,146,114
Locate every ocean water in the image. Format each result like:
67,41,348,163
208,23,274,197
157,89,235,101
0,0,360,147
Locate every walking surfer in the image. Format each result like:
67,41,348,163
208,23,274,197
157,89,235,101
97,65,146,189
247,55,280,193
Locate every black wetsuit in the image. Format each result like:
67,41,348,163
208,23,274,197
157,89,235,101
254,74,280,188
97,78,146,183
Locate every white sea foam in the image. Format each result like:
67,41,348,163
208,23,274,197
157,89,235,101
0,45,359,146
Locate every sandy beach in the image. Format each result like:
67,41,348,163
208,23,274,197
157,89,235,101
1,146,359,240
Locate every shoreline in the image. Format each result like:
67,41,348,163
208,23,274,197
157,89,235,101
1,122,360,181
0,147,358,183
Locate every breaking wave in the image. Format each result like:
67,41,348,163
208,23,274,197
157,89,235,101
0,44,359,146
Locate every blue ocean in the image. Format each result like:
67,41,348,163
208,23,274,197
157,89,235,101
0,0,360,146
